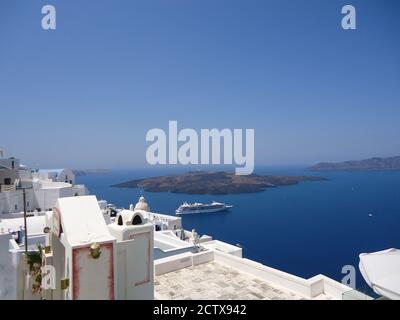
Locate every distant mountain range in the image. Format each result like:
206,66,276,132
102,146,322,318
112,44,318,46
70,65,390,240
309,156,400,171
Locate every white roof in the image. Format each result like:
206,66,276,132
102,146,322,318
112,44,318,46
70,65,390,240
38,169,67,174
40,181,72,189
0,216,46,235
359,248,400,300
117,209,146,225
56,195,115,246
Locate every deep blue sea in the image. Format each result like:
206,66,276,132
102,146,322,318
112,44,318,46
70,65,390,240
77,166,400,293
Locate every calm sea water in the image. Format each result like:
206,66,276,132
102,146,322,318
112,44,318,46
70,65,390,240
77,167,400,292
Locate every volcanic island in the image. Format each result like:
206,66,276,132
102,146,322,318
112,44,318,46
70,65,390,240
111,171,326,195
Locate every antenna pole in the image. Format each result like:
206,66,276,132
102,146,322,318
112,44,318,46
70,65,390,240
23,188,28,252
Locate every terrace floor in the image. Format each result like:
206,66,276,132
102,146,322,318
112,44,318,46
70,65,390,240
155,261,333,300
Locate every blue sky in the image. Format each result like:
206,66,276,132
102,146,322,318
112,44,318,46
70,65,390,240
0,0,399,169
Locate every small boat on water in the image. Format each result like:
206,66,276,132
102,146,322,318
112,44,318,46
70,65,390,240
176,201,233,215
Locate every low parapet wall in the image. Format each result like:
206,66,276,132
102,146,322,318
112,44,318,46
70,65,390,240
213,250,357,300
154,245,370,300
201,240,242,257
155,250,214,276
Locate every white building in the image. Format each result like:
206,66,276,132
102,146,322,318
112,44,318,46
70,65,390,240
47,196,118,300
109,209,154,299
0,153,88,215
0,156,20,190
130,196,182,232
0,194,374,300
7,196,154,300
0,215,46,300
32,169,75,185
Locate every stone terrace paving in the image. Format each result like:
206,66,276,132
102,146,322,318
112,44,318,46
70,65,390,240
155,261,333,300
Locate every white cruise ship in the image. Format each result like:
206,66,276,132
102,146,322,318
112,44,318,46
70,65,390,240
175,201,233,215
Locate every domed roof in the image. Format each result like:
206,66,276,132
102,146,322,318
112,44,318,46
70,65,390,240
116,209,146,226
134,196,150,212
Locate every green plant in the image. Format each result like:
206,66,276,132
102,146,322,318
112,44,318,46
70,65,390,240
25,245,43,272
25,245,44,294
